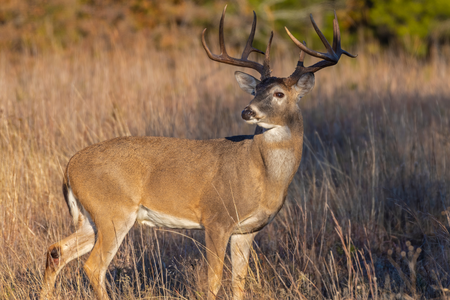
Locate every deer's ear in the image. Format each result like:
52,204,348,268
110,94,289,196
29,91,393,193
294,73,315,101
235,71,260,95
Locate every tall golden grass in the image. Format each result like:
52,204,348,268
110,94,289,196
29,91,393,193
1,34,450,299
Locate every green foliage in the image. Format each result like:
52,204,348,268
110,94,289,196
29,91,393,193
0,0,449,56
249,0,450,56
371,0,450,39
369,0,450,55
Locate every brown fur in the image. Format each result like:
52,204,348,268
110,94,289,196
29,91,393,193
40,86,308,300
40,7,354,298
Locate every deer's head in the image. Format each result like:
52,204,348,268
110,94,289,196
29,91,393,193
202,6,356,130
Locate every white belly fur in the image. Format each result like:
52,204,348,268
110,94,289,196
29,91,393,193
136,205,203,229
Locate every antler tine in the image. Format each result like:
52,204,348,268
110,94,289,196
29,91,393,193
309,14,337,60
218,6,228,56
285,26,335,62
332,11,339,52
285,12,359,65
262,32,273,79
201,6,271,80
341,49,357,58
284,11,357,86
299,41,306,65
332,11,357,58
241,11,265,60
201,29,213,58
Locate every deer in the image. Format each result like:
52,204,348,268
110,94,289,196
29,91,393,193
41,6,355,300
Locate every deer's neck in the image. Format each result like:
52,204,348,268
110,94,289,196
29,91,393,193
253,113,303,186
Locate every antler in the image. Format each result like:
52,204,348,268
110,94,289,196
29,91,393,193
202,6,273,80
284,12,357,86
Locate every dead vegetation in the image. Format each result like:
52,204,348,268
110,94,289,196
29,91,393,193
1,32,450,299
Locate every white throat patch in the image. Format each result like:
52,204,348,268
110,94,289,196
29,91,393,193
263,126,291,143
262,126,297,182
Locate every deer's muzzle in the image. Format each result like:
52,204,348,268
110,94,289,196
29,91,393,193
241,106,256,121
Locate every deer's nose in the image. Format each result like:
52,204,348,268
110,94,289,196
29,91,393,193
241,106,256,120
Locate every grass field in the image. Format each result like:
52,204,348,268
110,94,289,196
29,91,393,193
1,33,450,299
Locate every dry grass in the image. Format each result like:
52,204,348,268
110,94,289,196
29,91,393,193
1,34,450,299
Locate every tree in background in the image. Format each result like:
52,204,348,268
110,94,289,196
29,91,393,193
0,0,449,57
246,0,450,57
339,0,450,57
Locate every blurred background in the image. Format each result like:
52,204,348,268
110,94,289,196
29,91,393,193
1,0,450,299
1,0,450,58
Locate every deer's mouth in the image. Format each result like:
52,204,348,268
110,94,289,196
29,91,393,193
242,106,265,124
244,118,259,124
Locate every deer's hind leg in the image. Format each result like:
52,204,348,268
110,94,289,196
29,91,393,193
83,208,138,300
41,212,96,299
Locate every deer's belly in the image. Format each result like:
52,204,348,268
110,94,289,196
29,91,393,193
137,205,203,229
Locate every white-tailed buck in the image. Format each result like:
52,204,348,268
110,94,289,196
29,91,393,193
41,6,355,300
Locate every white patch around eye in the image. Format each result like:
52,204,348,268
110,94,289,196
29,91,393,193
272,90,286,105
272,97,283,105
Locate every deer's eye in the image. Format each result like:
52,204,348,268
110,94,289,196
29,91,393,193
274,92,284,98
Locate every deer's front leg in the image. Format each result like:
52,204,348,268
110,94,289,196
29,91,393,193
205,228,230,300
231,232,257,300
